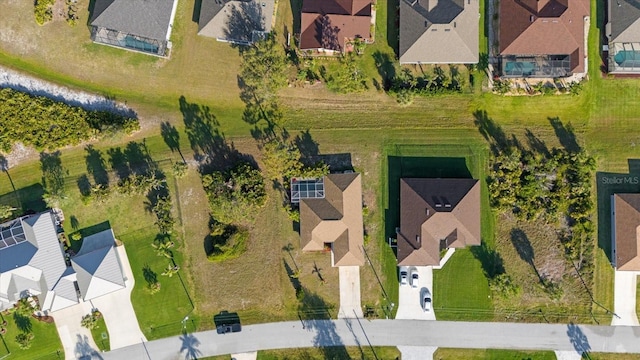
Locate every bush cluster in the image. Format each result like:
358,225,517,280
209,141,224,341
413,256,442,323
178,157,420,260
389,66,465,104
0,89,138,153
34,0,54,25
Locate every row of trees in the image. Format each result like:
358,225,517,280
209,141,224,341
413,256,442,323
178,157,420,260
389,66,466,105
0,88,139,153
488,147,596,270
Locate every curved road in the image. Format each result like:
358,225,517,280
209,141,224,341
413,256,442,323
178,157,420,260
102,319,640,359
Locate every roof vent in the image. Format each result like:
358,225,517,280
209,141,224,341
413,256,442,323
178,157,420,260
530,15,535,22
445,29,451,32
426,208,430,216
416,235,421,243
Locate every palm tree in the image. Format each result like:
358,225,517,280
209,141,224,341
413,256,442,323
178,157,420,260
152,241,174,259
161,263,180,278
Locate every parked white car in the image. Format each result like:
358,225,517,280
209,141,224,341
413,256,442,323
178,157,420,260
399,268,408,286
410,269,419,288
422,289,432,312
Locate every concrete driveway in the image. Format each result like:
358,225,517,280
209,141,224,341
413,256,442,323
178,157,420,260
52,301,101,360
92,245,147,349
337,266,363,318
612,270,640,326
395,266,436,320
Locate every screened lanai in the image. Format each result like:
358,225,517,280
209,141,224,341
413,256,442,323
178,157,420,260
609,42,640,73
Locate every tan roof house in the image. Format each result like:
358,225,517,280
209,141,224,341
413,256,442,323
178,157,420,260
399,0,479,64
397,178,480,266
499,0,589,77
299,173,365,266
612,194,640,271
300,0,372,53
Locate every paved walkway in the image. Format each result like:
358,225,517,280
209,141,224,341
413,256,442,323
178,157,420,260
398,345,437,360
102,319,640,359
555,350,583,360
91,245,147,349
396,266,436,321
51,300,100,360
230,351,258,360
612,270,640,326
337,266,363,318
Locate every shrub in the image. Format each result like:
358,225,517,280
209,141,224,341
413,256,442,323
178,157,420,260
172,162,188,179
493,79,511,95
207,227,249,263
81,314,98,330
34,0,54,25
15,332,34,350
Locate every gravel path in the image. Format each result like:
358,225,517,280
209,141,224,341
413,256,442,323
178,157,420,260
0,65,137,168
0,65,135,117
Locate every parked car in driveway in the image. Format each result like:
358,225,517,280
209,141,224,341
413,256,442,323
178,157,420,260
410,269,419,288
400,268,408,286
422,289,432,312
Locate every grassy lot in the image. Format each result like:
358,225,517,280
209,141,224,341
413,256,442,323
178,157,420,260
586,353,640,360
257,346,401,359
434,348,556,360
90,316,110,352
0,312,63,359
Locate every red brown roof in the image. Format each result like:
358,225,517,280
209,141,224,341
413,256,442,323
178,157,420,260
499,0,589,73
300,0,371,51
397,178,481,267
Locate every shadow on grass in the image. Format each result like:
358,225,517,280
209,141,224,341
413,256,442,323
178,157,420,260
161,122,185,162
85,145,109,186
0,183,46,215
470,241,505,279
193,0,203,23
298,287,348,359
373,51,396,91
549,117,581,153
142,264,158,287
290,0,302,34
595,159,640,263
387,0,399,56
12,313,32,334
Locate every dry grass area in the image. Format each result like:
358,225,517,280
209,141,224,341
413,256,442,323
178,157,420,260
176,137,387,326
493,213,592,321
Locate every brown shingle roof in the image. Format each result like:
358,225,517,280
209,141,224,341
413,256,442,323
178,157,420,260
613,194,640,271
300,0,372,51
300,173,364,266
397,178,480,266
499,0,589,73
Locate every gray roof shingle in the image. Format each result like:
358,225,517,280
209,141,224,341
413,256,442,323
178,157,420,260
90,0,176,41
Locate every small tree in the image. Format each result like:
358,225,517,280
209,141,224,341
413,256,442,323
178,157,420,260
152,241,174,259
81,314,98,330
15,332,34,350
0,204,16,220
172,162,188,179
161,264,180,278
327,54,366,93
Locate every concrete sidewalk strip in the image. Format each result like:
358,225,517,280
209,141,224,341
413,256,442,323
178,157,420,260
554,350,583,360
612,270,640,326
230,351,258,360
398,346,437,360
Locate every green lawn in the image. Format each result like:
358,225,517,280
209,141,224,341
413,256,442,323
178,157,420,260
434,348,556,360
90,316,110,352
0,312,63,359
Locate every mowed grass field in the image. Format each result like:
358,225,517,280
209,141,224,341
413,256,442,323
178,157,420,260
0,0,639,344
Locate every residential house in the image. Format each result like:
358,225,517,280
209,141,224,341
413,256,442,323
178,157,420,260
611,194,640,271
296,173,365,266
499,0,589,77
400,0,479,64
299,0,372,53
397,178,480,266
606,0,640,74
0,211,125,312
89,0,179,56
198,0,275,44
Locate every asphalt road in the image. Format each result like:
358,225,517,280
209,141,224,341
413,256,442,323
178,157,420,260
100,319,640,360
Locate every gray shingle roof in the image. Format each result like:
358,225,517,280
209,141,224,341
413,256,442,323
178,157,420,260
198,0,274,43
399,0,479,64
609,0,640,43
90,0,176,41
72,230,125,301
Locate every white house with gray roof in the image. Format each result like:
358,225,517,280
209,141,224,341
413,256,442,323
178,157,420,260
399,0,479,64
89,0,179,56
0,211,125,313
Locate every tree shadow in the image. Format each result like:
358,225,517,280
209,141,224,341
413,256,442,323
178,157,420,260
549,117,581,153
283,259,302,294
142,264,158,287
179,333,201,359
290,0,302,34
70,215,80,230
74,334,102,360
223,0,265,45
510,228,542,282
40,151,66,201
192,0,203,23
470,241,505,279
161,122,185,162
179,96,244,172
567,323,591,356
317,15,341,51
12,313,32,333
85,145,109,186
373,51,397,91
294,130,319,163
76,174,92,198
124,141,155,177
473,110,518,154
524,129,550,158
386,0,399,55
298,288,347,359
106,147,128,181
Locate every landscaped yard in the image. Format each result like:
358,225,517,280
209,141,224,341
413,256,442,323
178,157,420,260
0,311,63,359
257,346,401,359
434,348,556,360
